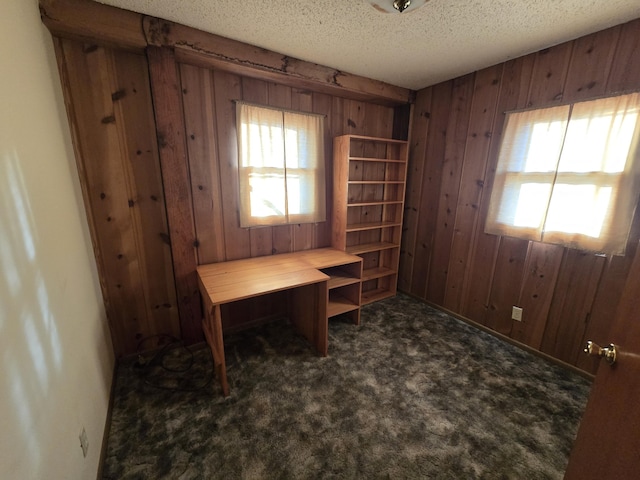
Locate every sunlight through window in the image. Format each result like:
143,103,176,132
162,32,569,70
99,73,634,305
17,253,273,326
486,92,640,254
236,102,326,227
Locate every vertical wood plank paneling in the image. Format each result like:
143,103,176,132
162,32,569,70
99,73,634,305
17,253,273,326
409,81,453,297
443,65,502,312
59,41,149,355
461,55,535,325
541,252,606,364
484,237,529,335
212,69,252,261
563,27,620,102
403,19,640,373
426,74,475,305
606,19,640,94
112,50,180,340
576,249,636,374
180,64,226,264
146,46,203,344
511,243,563,349
575,19,640,373
483,40,576,337
525,42,574,107
312,92,334,249
398,87,432,291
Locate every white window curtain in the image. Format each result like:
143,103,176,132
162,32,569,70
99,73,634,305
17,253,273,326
236,102,326,228
486,92,640,255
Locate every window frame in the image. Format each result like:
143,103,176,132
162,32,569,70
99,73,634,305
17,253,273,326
235,101,327,228
485,92,640,255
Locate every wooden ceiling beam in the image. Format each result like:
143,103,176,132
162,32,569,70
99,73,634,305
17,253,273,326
39,0,147,52
39,0,415,105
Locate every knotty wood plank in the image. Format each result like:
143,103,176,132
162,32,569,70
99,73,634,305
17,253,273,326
58,40,149,355
563,27,621,102
540,250,606,365
112,50,181,340
212,69,252,261
40,0,146,52
461,55,536,325
443,65,502,312
180,63,227,264
510,242,563,349
526,42,574,107
485,237,529,335
145,18,411,107
42,0,413,106
398,87,431,292
146,45,202,344
425,74,475,305
143,16,413,106
485,40,575,337
575,18,640,372
576,251,635,374
409,81,453,298
606,19,640,94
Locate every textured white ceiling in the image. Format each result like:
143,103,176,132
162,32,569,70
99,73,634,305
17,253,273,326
97,0,640,90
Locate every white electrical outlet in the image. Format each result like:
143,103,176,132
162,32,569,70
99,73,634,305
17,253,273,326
512,306,523,322
79,427,89,458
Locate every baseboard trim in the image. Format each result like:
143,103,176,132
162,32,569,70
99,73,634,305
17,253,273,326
398,290,595,382
96,361,118,480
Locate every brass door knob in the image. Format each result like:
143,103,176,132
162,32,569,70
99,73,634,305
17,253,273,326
584,341,617,365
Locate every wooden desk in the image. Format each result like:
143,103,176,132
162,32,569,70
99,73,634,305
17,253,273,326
197,248,363,396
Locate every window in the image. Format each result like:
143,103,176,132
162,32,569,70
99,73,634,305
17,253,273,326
236,102,326,228
486,92,640,255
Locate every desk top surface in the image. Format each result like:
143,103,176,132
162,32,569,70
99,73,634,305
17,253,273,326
197,248,361,305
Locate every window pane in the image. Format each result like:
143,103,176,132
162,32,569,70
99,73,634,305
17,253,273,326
513,183,552,229
524,120,567,172
248,172,286,218
544,184,612,238
237,102,326,227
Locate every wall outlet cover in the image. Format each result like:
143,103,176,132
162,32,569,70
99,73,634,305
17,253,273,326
512,306,523,321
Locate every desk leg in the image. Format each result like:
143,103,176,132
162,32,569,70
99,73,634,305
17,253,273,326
202,301,229,396
289,281,328,357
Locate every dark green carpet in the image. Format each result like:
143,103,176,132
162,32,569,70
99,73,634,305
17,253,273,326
103,294,591,479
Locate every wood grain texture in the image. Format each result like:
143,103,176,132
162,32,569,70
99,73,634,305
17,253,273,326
40,0,146,51
443,65,502,312
461,55,535,325
180,63,226,264
142,16,413,106
408,82,453,299
55,39,180,356
425,74,475,305
398,88,432,292
146,46,203,345
40,0,414,106
401,18,640,373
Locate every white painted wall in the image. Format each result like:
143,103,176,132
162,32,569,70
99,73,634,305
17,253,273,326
0,0,115,478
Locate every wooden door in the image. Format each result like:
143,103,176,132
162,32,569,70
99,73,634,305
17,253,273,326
564,246,640,478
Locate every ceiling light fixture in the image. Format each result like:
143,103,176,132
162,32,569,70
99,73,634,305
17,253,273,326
393,0,411,12
365,0,429,14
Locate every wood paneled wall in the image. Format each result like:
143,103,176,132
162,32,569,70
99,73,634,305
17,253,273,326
400,19,640,374
54,37,399,355
55,40,180,356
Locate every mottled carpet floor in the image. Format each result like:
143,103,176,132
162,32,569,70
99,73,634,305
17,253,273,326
102,294,591,479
